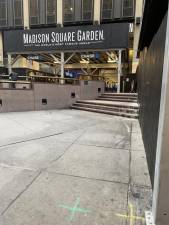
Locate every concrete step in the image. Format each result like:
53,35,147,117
96,97,138,103
73,103,139,114
76,100,139,109
99,96,137,101
103,92,138,97
101,94,137,100
70,105,139,119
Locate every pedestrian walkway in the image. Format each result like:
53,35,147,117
0,109,152,225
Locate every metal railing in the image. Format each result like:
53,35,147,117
28,75,80,85
0,80,32,90
0,75,27,80
79,74,103,81
0,74,103,89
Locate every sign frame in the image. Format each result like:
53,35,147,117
4,23,129,54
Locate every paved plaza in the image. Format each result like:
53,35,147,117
0,109,152,225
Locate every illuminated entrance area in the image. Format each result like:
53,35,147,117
3,23,134,94
3,50,135,94
0,22,137,117
18,50,129,92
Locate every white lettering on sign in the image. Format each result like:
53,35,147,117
77,30,104,42
23,34,50,44
23,29,104,46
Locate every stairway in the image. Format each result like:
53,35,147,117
71,93,139,119
96,93,138,103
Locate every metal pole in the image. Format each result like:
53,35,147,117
8,54,12,75
117,50,122,93
60,52,64,84
122,80,125,93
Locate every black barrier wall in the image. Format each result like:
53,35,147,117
137,15,167,186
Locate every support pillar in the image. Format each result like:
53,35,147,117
7,54,12,75
0,32,3,66
23,0,29,29
117,50,122,93
152,8,169,225
94,0,101,24
57,0,63,83
60,52,64,84
132,0,144,73
57,0,63,26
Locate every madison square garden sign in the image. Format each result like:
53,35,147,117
4,23,129,54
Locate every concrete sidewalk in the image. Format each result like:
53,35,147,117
0,109,152,225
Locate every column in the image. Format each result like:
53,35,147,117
0,32,3,67
93,0,101,24
152,8,169,225
7,54,12,75
60,52,64,84
57,0,63,84
132,0,144,73
57,0,63,26
23,0,29,29
117,50,122,93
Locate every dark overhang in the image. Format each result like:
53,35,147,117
4,23,129,54
138,0,168,52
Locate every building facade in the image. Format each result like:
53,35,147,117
0,0,135,28
0,0,136,68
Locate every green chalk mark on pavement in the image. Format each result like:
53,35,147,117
59,198,91,221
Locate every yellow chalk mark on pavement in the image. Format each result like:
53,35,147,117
115,203,145,225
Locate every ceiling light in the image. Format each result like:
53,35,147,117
80,59,89,64
107,58,117,63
